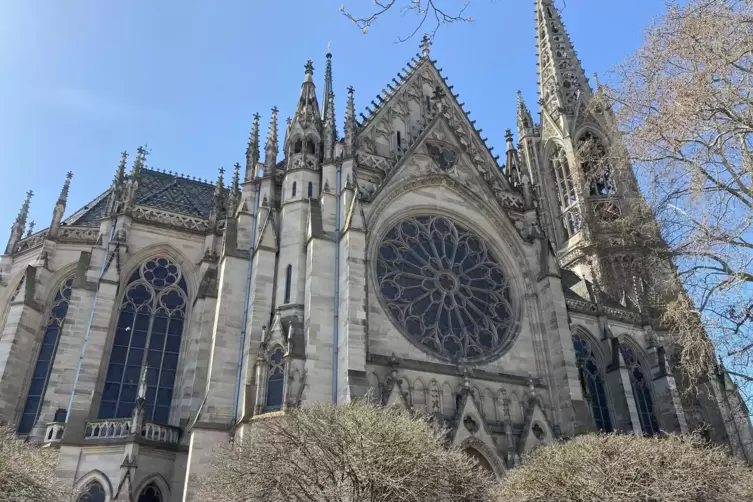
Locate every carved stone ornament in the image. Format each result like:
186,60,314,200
425,141,459,172
463,414,480,434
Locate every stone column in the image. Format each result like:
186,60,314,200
650,346,687,434
604,339,642,435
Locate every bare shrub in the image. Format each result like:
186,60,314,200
495,433,753,502
0,424,76,502
196,401,495,502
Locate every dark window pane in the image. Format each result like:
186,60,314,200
157,388,173,406
116,402,132,418
79,482,106,502
147,350,163,369
165,335,181,353
159,370,176,387
162,352,178,370
134,313,151,331
98,401,115,419
106,363,125,382
131,330,148,349
28,377,46,396
103,382,120,401
126,348,144,367
33,362,50,378
120,384,137,403
149,332,166,351
153,406,170,424
152,316,168,335
266,376,284,410
17,414,36,434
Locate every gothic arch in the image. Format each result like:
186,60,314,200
16,270,77,433
74,470,113,502
118,243,199,301
572,326,614,432
133,473,170,502
461,437,506,478
573,125,610,148
618,334,660,435
571,325,609,363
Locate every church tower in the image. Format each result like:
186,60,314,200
520,0,642,305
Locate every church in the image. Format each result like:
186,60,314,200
1,0,752,500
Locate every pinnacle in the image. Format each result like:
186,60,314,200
421,34,431,59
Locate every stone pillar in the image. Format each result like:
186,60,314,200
182,427,230,502
650,346,688,434
535,264,592,436
303,229,336,405
604,339,642,435
0,266,43,424
336,199,369,404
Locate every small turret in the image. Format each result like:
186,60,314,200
344,86,356,157
285,60,323,171
322,45,337,162
49,171,73,239
228,162,241,214
245,113,261,181
124,146,147,213
264,107,279,176
504,130,523,189
5,190,33,255
106,151,128,217
516,91,534,137
421,34,432,59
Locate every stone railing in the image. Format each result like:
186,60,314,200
43,422,65,444
59,226,99,243
84,418,131,440
14,230,48,254
132,206,209,233
84,418,180,445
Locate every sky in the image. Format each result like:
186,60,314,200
0,0,670,237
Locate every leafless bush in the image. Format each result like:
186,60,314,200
495,433,753,502
196,401,495,502
0,424,76,502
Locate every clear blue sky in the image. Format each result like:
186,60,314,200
0,0,668,237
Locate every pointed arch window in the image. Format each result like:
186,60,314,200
620,345,660,436
307,181,313,198
138,483,163,502
284,265,292,304
98,258,188,424
77,481,106,502
292,181,297,197
577,132,614,196
572,333,613,432
294,140,302,154
265,346,285,411
18,276,73,434
551,146,576,209
306,140,316,155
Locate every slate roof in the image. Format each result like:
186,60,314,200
65,169,222,227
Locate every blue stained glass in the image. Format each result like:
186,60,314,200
572,333,613,432
620,345,660,436
98,257,187,423
18,277,74,434
265,347,285,411
78,481,107,502
138,483,163,502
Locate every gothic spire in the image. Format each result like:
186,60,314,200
535,0,591,119
213,166,225,216
421,34,431,59
57,171,73,205
6,190,32,254
50,172,73,240
344,86,356,157
114,151,128,186
504,130,522,188
16,190,33,228
290,60,321,133
322,45,337,161
245,113,261,181
229,162,241,214
264,107,279,173
132,145,147,177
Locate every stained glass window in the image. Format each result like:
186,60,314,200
572,333,613,432
77,481,106,502
620,345,660,436
18,277,73,434
98,258,187,424
265,346,285,411
376,215,513,362
138,483,162,502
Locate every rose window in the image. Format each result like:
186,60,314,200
376,216,514,361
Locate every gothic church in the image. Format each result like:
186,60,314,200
1,0,752,500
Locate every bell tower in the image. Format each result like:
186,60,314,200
520,0,644,304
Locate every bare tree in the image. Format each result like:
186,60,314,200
196,402,495,502
0,425,76,502
340,0,472,40
593,0,753,404
495,434,753,502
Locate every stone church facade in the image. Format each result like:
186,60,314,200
1,1,752,500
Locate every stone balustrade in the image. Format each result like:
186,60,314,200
83,418,180,445
43,422,65,444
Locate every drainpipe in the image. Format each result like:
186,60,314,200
65,217,117,422
232,182,262,422
332,163,342,403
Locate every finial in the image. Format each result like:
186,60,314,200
344,86,356,156
58,171,73,204
132,145,147,176
246,113,261,180
327,40,332,57
115,151,128,185
305,60,314,76
421,34,431,58
26,221,35,237
265,107,279,168
232,162,241,195
16,190,33,225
